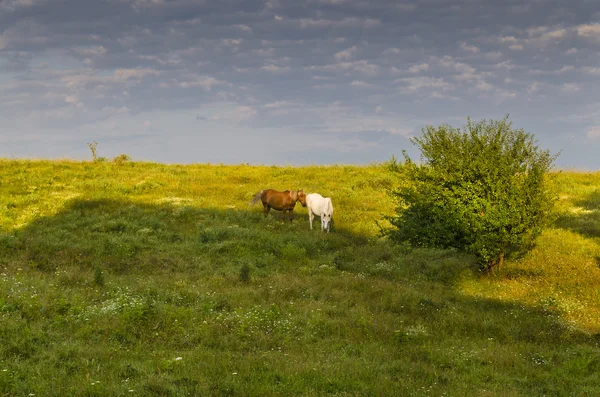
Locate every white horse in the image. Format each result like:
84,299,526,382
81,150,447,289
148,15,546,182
306,193,334,232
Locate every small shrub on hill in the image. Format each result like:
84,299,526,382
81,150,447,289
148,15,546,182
385,116,558,271
113,154,131,165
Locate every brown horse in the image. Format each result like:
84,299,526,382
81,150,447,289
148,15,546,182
250,189,307,223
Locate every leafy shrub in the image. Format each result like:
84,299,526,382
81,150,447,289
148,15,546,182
385,154,402,173
384,117,558,271
113,154,131,165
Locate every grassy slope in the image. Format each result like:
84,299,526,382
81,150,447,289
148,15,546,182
0,159,599,396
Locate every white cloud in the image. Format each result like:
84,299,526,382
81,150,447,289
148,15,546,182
482,51,503,60
220,38,243,47
312,83,337,90
561,83,580,93
0,0,37,10
261,64,291,73
264,101,293,109
101,106,130,114
438,56,475,75
313,0,349,4
530,27,568,42
527,82,540,94
265,0,279,8
334,46,358,61
253,48,275,57
530,66,574,75
583,67,600,75
178,77,222,90
126,0,166,8
566,48,578,55
383,48,401,55
386,127,412,136
397,76,454,92
408,63,429,73
495,26,569,50
350,80,371,87
494,61,519,71
0,20,49,49
460,42,479,54
232,106,257,121
575,24,600,41
233,24,252,33
113,68,160,81
305,60,379,76
74,46,107,57
498,36,519,45
475,81,492,91
62,73,105,87
210,105,257,123
526,81,555,96
283,17,381,29
64,95,84,108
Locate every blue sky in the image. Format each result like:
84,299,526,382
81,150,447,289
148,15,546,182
1,0,599,168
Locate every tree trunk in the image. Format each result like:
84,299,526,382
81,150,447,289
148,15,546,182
486,251,505,273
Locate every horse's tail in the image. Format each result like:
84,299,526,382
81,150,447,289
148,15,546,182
249,190,263,206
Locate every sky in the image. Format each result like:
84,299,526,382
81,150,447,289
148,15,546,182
1,0,599,168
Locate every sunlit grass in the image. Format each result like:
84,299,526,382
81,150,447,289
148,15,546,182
459,170,600,333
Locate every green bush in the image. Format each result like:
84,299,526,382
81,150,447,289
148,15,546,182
385,117,558,271
113,154,131,165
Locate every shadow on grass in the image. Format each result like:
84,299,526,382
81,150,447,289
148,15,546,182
554,188,600,239
7,197,472,279
3,197,371,278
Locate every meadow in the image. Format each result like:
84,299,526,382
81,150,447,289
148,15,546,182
0,158,599,396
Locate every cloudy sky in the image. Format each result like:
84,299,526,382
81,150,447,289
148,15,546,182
1,0,599,168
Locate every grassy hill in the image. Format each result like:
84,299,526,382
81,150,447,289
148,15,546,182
1,159,599,396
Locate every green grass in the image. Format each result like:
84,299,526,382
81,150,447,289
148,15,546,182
0,159,599,396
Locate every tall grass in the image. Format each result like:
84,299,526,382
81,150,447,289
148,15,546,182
0,159,599,396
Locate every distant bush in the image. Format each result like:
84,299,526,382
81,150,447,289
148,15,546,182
113,154,131,165
384,116,558,271
385,154,402,173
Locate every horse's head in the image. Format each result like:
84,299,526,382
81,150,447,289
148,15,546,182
321,198,333,232
296,190,307,207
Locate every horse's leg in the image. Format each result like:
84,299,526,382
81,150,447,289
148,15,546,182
289,209,293,223
263,204,270,218
281,210,286,223
309,210,313,230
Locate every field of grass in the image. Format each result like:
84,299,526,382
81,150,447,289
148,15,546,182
0,159,599,396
